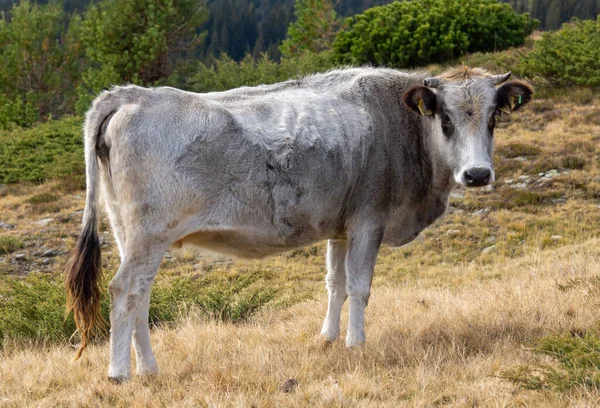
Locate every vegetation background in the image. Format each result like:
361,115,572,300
1,0,600,405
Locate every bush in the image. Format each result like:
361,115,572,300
0,117,84,184
333,0,538,67
502,332,600,390
0,269,280,347
518,18,600,86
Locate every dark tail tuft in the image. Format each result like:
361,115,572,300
65,221,107,359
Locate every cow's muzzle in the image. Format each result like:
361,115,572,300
462,167,492,187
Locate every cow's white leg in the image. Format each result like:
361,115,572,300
320,239,348,342
108,246,164,382
133,290,158,376
345,224,384,347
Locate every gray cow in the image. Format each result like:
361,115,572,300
65,66,532,382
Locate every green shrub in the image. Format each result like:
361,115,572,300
518,18,600,86
333,0,538,67
0,268,281,347
0,117,84,183
502,332,600,390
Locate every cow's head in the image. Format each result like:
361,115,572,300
403,67,533,187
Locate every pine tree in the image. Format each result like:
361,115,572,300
279,0,341,57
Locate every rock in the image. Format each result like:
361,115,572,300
551,235,563,240
450,192,464,200
35,218,53,227
513,156,529,162
518,175,530,181
447,206,464,214
281,378,299,393
446,229,460,236
473,208,490,217
42,249,57,258
551,198,567,205
504,179,514,184
0,222,15,229
539,172,545,177
488,236,496,243
481,245,496,255
510,182,528,190
14,253,27,261
41,258,52,265
544,169,559,178
164,252,172,259
211,260,233,267
481,185,494,192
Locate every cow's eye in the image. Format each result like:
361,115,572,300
488,115,496,131
488,110,500,134
440,114,453,137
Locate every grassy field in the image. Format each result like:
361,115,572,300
1,89,600,406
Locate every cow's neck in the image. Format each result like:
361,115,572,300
389,112,454,229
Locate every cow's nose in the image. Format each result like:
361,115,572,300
463,167,491,187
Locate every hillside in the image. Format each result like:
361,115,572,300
1,87,600,405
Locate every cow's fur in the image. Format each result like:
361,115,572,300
65,66,532,381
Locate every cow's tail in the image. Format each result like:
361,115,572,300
65,95,116,359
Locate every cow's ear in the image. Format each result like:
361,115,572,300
403,86,437,116
497,80,533,114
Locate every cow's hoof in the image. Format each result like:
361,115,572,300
345,333,366,348
136,367,159,377
320,328,339,343
320,339,334,351
108,376,129,384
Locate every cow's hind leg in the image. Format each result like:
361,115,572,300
320,240,348,342
133,290,158,376
345,223,384,347
107,240,165,382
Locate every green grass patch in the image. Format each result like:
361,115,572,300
0,116,84,184
497,143,541,159
501,332,600,391
26,193,59,205
561,156,586,170
0,268,287,348
0,236,24,255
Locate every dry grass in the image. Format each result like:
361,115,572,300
1,95,600,406
2,241,600,407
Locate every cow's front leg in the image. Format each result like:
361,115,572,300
321,239,348,342
345,223,384,347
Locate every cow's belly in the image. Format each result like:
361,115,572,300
173,228,331,259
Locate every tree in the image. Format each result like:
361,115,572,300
280,0,342,57
76,0,209,112
0,0,82,127
333,0,538,68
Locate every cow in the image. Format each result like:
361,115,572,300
65,66,533,382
